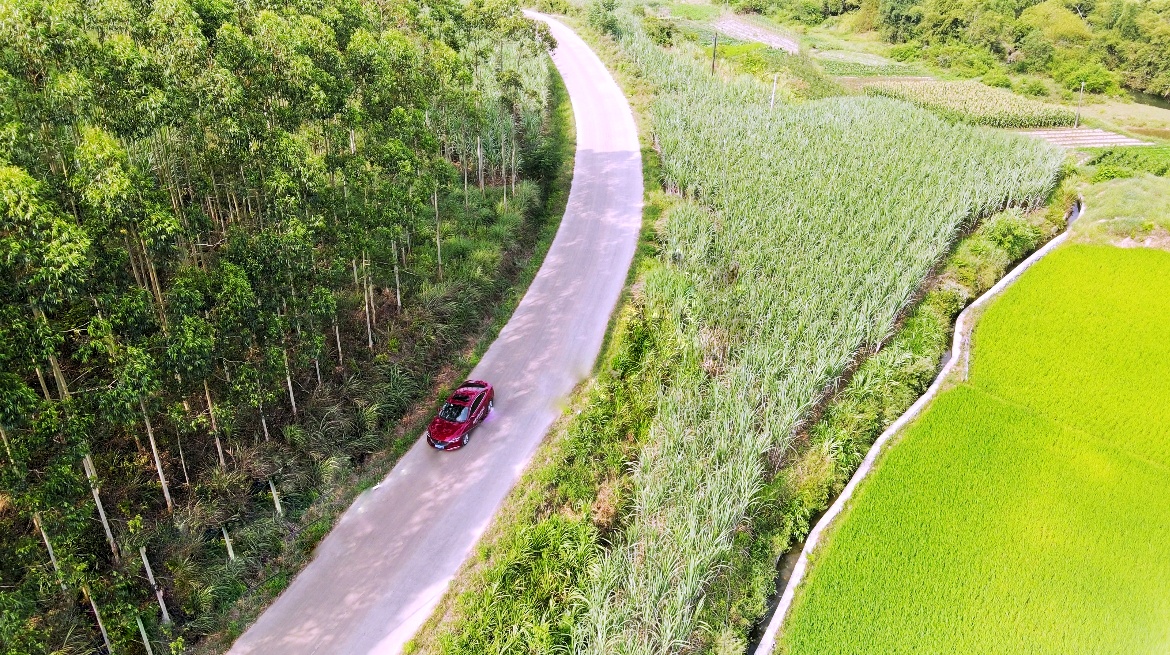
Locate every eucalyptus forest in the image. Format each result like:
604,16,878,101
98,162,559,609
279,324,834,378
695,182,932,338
0,0,561,651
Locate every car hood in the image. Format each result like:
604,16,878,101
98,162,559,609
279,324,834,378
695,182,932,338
428,417,467,441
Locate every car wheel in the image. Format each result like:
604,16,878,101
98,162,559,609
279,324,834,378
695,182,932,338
488,400,494,414
460,432,470,448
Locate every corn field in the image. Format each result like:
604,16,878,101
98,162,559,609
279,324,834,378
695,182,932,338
863,79,1076,128
568,6,1065,654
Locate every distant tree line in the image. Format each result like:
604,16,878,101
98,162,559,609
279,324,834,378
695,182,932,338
737,0,1170,97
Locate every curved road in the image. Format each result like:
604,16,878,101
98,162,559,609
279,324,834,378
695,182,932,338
227,14,642,655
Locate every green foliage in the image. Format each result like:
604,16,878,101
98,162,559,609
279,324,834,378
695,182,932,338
530,9,1063,654
589,0,622,36
783,245,1170,654
981,68,1012,88
1055,59,1121,93
643,15,679,46
1088,145,1170,176
817,60,907,75
0,0,563,650
1016,77,1050,96
864,79,1077,126
864,0,1170,99
708,41,844,99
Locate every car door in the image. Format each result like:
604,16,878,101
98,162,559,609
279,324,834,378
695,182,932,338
470,392,485,424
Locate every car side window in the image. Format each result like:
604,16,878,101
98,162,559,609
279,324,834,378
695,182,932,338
470,394,483,414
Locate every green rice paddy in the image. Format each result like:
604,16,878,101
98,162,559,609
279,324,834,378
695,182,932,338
781,244,1170,654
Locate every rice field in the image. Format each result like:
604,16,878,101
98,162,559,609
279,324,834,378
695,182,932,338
566,9,1065,653
781,244,1170,654
865,79,1076,128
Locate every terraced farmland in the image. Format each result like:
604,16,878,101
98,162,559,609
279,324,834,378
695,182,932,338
781,244,1170,654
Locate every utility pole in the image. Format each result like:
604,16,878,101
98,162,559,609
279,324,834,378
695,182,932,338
1075,81,1085,128
711,33,718,75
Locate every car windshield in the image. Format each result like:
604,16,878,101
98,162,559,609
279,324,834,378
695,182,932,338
438,402,470,423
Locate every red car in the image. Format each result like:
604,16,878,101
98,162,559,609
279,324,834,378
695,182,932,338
426,380,494,450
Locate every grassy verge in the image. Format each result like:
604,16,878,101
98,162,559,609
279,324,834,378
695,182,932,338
781,244,1170,653
192,62,576,654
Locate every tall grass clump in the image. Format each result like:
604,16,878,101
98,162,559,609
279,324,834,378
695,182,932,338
569,7,1065,654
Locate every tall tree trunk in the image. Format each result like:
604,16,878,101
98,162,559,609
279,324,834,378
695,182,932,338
258,400,270,442
0,424,14,471
363,254,374,350
140,400,174,511
33,363,51,400
33,512,66,591
32,308,70,401
268,478,284,516
82,454,120,563
137,616,156,655
139,546,172,624
477,135,484,192
334,322,343,366
282,349,297,416
222,525,236,561
82,585,113,654
204,380,226,468
434,189,442,280
393,240,402,313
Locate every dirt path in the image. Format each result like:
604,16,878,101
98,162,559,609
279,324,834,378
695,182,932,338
226,14,642,655
713,16,800,54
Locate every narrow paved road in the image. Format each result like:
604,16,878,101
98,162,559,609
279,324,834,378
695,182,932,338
227,14,642,655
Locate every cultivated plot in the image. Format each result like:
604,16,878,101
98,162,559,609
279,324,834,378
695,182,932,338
782,244,1170,655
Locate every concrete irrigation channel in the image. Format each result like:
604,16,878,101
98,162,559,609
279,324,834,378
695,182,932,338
751,198,1085,655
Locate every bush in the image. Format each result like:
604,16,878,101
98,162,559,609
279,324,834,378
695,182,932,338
1017,78,1049,97
1011,30,1054,73
888,42,921,62
1090,164,1134,183
981,211,1043,262
643,15,677,47
588,0,619,37
1057,60,1120,94
982,69,1012,89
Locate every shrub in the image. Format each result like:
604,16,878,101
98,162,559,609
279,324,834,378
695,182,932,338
1017,78,1049,97
982,69,1013,89
1057,60,1120,94
981,211,1043,261
643,15,677,47
588,0,619,37
1090,164,1134,183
